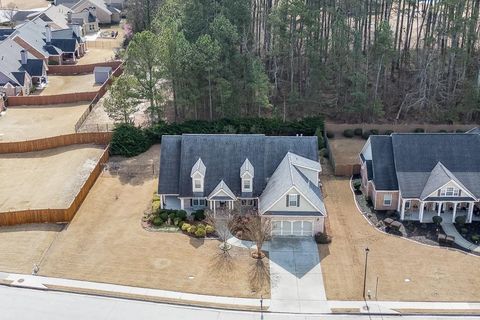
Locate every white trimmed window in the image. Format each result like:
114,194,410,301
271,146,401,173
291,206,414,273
242,178,252,192
192,198,205,206
193,178,203,192
404,200,410,210
241,199,254,206
383,194,392,206
288,194,298,207
440,187,459,197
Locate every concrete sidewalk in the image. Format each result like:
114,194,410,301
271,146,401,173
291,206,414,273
441,222,480,253
0,272,268,309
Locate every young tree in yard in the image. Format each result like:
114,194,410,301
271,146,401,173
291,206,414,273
206,208,234,253
244,210,271,259
125,31,164,124
103,75,139,124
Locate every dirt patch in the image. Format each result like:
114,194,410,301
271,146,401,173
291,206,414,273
77,48,118,65
0,223,63,274
33,74,100,96
0,145,105,211
328,138,364,166
320,175,480,302
0,103,89,141
8,0,49,10
39,145,270,298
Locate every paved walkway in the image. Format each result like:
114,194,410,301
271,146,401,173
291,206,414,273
441,222,480,253
268,237,329,313
0,272,268,309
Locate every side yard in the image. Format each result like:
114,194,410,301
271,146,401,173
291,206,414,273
320,175,480,302
0,103,89,141
37,145,269,298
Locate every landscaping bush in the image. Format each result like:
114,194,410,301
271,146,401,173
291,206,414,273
159,211,169,221
362,131,371,140
110,124,150,157
315,128,325,149
181,223,191,231
432,216,443,225
384,130,394,135
413,128,425,133
314,232,332,244
455,129,465,133
471,234,480,244
455,215,466,226
343,129,354,138
326,131,334,139
369,129,379,135
461,227,468,235
197,223,205,229
437,129,447,133
152,216,163,227
175,210,187,221
353,128,363,136
168,212,176,221
205,225,215,234
319,148,328,159
353,181,361,192
193,210,206,221
187,225,197,234
195,228,206,238
178,220,185,229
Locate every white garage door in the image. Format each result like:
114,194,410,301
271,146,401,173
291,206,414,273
272,220,313,236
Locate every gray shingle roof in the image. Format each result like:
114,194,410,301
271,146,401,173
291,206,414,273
370,135,398,190
207,180,236,200
158,134,319,199
419,162,474,200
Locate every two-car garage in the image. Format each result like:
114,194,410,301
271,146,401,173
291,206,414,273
271,219,316,237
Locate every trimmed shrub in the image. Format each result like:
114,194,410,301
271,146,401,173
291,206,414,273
384,130,394,135
461,227,468,235
175,210,187,221
205,225,215,234
314,232,332,244
168,212,176,221
369,129,379,135
193,210,206,221
326,131,334,139
455,129,465,133
181,223,191,231
413,128,425,133
178,220,185,229
353,181,361,191
362,131,371,140
195,228,207,238
471,234,480,243
152,216,163,226
152,200,160,212
197,223,205,229
187,225,197,234
315,128,325,149
343,129,354,138
353,128,363,136
159,211,169,221
455,215,466,226
110,124,150,157
432,216,443,225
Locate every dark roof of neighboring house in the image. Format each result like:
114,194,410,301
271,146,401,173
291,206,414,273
370,135,398,191
51,38,76,52
11,71,26,85
0,29,14,42
365,132,480,199
158,134,318,198
44,44,62,55
12,10,38,22
21,59,44,77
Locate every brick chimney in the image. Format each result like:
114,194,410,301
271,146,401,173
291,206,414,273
89,6,97,18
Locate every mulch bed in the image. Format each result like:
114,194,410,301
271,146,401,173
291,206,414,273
454,221,480,245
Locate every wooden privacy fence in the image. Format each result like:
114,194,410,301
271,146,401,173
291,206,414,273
7,92,97,106
0,132,112,154
0,148,110,226
47,61,122,75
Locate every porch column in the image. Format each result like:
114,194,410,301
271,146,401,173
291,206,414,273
437,202,442,216
180,198,184,210
452,202,457,223
468,202,474,223
213,202,216,215
400,199,406,220
419,201,424,223
159,195,164,209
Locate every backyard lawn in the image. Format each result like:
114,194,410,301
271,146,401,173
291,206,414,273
10,0,49,9
34,74,100,96
38,145,270,298
0,103,89,141
320,175,480,302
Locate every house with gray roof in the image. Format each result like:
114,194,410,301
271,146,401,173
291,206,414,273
158,134,327,236
360,132,480,224
71,0,121,24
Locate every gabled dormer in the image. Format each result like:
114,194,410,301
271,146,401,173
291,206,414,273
240,158,254,193
190,157,206,193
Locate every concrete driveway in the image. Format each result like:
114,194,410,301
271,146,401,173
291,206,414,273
269,237,329,313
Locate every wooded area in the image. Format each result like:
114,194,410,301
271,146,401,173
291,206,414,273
124,0,480,123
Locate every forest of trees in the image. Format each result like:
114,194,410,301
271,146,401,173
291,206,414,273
122,0,480,123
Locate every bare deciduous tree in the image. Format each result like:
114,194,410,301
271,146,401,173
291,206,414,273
243,210,271,259
205,208,235,252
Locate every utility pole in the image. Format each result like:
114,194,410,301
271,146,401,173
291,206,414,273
363,247,370,300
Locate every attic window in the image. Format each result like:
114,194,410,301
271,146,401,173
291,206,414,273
242,178,252,192
193,179,202,191
288,194,299,207
440,187,459,197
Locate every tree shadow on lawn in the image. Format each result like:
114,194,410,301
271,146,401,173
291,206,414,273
318,243,330,262
189,237,204,248
249,256,270,294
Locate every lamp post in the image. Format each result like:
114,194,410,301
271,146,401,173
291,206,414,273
363,247,370,300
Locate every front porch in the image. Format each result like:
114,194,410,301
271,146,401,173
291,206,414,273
400,199,479,223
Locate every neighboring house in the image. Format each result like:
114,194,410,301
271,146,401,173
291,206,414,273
0,39,47,96
71,0,121,24
158,134,327,236
360,131,480,224
0,29,14,42
68,8,100,35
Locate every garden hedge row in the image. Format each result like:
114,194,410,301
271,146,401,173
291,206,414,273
111,117,324,157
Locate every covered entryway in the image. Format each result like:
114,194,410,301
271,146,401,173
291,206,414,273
272,220,313,236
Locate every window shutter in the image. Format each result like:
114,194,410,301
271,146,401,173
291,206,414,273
437,190,441,196
297,195,300,207
286,195,289,207
190,199,193,206
459,190,462,197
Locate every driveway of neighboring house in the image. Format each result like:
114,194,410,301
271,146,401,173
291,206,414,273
268,237,329,313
